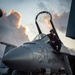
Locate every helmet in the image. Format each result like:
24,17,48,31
50,29,55,33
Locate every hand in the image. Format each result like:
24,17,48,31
51,41,55,43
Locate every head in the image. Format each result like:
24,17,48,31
50,29,55,34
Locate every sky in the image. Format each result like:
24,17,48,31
0,0,75,58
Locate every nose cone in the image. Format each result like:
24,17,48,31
2,47,33,71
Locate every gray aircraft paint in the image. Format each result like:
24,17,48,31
3,35,64,73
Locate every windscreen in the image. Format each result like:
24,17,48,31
33,34,46,41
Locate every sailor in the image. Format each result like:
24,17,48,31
48,29,61,51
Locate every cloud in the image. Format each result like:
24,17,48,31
37,0,71,32
0,10,29,44
37,2,47,10
37,0,71,14
53,12,69,32
0,10,29,57
7,10,22,28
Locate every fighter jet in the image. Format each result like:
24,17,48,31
0,11,75,75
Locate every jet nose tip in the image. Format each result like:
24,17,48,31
2,47,19,66
2,51,13,65
2,56,6,63
2,56,6,62
2,55,8,64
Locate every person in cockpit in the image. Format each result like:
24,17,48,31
48,29,61,51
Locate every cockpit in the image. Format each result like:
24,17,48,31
33,34,45,41
33,34,50,43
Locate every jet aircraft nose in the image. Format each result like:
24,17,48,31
2,46,33,71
